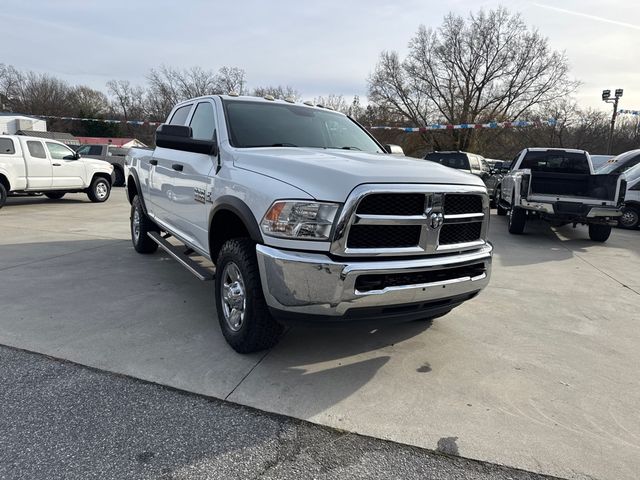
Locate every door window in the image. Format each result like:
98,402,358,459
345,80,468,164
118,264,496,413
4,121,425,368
46,142,76,160
77,145,103,155
27,141,47,158
189,102,216,140
169,104,192,125
0,138,15,154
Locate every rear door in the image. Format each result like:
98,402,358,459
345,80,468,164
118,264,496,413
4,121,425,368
23,140,53,190
47,142,86,188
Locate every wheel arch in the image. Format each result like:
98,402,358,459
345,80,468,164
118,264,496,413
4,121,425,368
0,172,9,191
209,196,263,262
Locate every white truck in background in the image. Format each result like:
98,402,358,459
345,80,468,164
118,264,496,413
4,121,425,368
0,135,114,208
496,148,626,242
126,94,494,353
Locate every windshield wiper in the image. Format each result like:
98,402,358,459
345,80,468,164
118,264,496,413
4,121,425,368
339,146,362,151
270,143,298,147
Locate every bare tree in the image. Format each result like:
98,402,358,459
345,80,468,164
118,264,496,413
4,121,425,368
68,86,109,118
252,85,301,100
313,94,349,113
106,79,145,121
3,70,72,116
145,65,246,120
368,7,578,150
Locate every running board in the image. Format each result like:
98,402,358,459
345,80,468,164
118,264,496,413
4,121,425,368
148,232,214,281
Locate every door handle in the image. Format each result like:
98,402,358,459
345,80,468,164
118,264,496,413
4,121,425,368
149,159,158,166
172,164,184,172
52,163,61,166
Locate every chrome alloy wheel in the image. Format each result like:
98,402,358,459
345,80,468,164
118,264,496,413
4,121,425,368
221,262,246,332
96,181,108,200
620,208,639,228
132,208,141,243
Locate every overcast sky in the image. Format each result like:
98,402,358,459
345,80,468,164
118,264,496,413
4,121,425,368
3,0,639,117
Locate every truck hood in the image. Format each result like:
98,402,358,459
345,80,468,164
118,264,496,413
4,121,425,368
232,147,485,202
81,158,113,171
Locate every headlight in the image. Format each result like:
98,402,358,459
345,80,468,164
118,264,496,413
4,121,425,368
261,201,340,240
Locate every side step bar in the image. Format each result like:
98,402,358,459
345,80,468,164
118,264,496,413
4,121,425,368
148,232,214,281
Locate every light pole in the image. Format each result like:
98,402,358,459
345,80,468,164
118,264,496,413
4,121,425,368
602,88,623,155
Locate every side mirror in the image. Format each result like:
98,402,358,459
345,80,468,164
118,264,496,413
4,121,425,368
73,152,81,160
384,144,404,155
156,124,218,156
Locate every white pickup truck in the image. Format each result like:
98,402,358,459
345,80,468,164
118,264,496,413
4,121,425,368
496,148,626,242
0,135,114,208
126,95,493,353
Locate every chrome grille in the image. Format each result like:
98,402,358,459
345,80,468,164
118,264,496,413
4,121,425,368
331,184,489,257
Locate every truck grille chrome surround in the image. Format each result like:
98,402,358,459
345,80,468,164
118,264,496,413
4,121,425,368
331,184,489,257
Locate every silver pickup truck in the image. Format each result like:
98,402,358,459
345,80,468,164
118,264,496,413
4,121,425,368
126,95,493,353
496,148,626,242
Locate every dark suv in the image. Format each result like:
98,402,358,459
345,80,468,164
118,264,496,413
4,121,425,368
424,151,501,198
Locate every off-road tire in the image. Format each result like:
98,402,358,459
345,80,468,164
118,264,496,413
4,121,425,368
0,183,7,209
113,167,125,187
87,176,111,203
215,238,283,353
45,192,65,200
508,204,526,234
618,205,639,229
130,195,159,254
588,224,612,242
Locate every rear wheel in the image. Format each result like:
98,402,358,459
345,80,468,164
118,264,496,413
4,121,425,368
507,193,526,234
618,205,639,229
113,167,125,187
87,177,111,203
45,192,65,200
496,187,507,216
215,238,283,353
130,195,159,253
0,183,7,209
588,224,612,242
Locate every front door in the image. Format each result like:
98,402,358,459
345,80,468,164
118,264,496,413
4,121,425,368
47,142,86,188
170,100,217,253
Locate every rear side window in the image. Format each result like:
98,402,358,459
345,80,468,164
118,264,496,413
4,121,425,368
598,152,640,175
520,151,590,174
0,138,15,154
424,152,470,170
189,102,216,140
27,141,46,158
169,104,192,125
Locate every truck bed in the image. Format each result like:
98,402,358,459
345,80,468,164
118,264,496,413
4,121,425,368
530,171,620,202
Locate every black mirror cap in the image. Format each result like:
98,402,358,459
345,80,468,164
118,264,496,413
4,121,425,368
155,124,217,155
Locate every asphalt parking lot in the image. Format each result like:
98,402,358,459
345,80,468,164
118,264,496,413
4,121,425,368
1,190,639,480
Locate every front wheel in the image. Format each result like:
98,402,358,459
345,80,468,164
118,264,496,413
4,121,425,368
618,206,640,229
589,224,612,242
215,238,283,353
87,177,111,203
45,192,65,200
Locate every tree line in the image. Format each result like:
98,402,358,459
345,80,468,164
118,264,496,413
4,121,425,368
1,7,638,158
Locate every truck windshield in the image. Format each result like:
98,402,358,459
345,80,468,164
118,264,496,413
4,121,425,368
597,150,640,174
424,152,470,170
223,100,384,153
520,151,590,174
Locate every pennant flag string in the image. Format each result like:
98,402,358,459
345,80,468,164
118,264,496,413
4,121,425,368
369,119,557,132
618,109,640,116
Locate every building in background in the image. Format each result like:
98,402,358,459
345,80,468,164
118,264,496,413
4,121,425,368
75,137,147,148
0,113,46,134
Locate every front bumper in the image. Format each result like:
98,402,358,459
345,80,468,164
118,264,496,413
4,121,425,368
256,243,492,321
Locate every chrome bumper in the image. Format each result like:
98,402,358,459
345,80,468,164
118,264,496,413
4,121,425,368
255,243,492,319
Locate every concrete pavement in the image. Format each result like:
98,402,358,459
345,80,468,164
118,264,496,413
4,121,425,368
0,190,638,480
